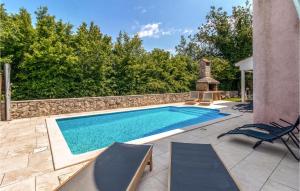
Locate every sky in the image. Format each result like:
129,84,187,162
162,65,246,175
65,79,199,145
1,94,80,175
2,0,246,53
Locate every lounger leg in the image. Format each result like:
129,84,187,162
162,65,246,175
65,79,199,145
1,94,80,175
288,133,300,148
281,138,300,161
148,154,153,171
290,132,300,143
217,133,227,139
253,141,262,149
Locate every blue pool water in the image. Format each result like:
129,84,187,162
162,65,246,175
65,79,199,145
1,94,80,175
57,106,228,154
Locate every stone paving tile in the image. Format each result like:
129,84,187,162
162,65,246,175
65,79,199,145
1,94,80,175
6,148,33,158
261,180,298,191
28,150,53,172
36,135,50,148
0,174,4,186
35,163,85,191
35,124,47,136
142,153,168,180
36,173,60,191
0,155,28,174
0,150,8,160
1,167,50,187
154,169,168,187
0,177,35,191
230,143,286,190
214,138,253,169
268,162,299,190
137,176,167,191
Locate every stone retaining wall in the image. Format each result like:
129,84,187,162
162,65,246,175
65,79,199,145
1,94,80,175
11,93,190,119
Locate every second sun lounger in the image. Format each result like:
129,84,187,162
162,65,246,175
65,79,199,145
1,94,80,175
217,116,300,160
169,142,239,191
55,142,153,191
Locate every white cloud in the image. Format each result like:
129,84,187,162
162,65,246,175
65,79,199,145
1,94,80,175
161,30,172,36
183,29,194,34
137,23,161,38
136,24,194,38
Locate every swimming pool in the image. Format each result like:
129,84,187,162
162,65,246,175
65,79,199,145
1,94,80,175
57,106,228,154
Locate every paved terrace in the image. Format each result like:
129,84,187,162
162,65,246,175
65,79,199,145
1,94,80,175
0,102,299,191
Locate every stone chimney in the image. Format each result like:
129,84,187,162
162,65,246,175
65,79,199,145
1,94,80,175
199,58,211,78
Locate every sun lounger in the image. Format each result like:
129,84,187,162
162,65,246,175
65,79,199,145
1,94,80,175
232,101,253,112
238,116,300,144
55,142,153,191
217,116,300,160
169,142,240,191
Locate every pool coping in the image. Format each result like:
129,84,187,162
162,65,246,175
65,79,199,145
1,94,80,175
46,102,241,170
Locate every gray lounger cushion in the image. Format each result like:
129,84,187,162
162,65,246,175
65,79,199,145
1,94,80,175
170,142,239,191
58,142,152,191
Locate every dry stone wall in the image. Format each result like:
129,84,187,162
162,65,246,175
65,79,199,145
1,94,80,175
11,93,190,119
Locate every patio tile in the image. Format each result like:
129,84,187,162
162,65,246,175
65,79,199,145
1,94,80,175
36,135,49,148
0,174,4,186
261,180,298,191
1,167,50,186
150,139,171,154
35,124,47,137
154,152,170,168
35,163,84,191
231,144,286,190
6,144,34,157
142,153,168,179
151,144,164,156
0,177,35,191
0,155,28,173
28,150,54,172
214,138,253,169
155,169,169,186
280,151,300,168
268,162,299,190
137,176,167,191
36,173,60,191
234,175,262,191
0,150,8,160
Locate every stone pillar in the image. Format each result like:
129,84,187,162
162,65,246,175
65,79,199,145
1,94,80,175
4,63,11,121
241,70,245,103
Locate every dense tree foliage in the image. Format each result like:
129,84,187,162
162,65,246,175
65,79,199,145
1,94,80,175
0,2,252,100
176,1,252,90
0,5,198,100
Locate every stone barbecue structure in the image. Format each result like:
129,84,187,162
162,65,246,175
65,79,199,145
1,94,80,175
196,59,222,102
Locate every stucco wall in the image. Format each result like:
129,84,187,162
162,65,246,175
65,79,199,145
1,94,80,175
11,93,190,119
253,0,300,122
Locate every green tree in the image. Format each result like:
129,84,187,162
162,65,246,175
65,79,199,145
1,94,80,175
0,5,34,79
73,22,114,96
14,7,78,99
176,1,252,90
1,3,242,100
112,32,146,95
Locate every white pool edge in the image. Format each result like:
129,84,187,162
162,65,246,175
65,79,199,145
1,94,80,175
46,102,240,170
